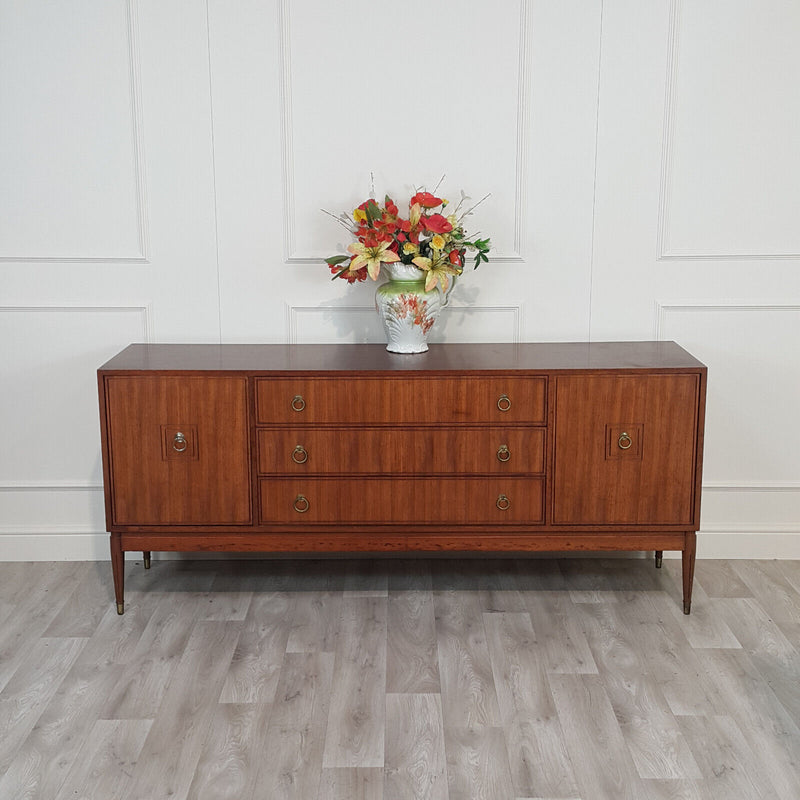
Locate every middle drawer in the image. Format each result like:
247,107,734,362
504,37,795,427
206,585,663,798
257,427,545,475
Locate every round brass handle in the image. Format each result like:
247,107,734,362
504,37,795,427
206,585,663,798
291,395,306,412
293,494,309,513
497,394,512,412
618,432,633,450
497,444,511,463
291,445,308,464
496,494,511,511
172,432,188,452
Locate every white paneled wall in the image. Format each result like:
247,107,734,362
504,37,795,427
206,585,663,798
1,0,798,559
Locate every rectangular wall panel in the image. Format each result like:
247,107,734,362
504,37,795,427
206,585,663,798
288,305,521,345
659,303,800,485
0,306,149,484
0,0,146,260
281,0,529,262
659,0,800,258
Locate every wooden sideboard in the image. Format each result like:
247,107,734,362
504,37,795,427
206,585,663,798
97,342,706,614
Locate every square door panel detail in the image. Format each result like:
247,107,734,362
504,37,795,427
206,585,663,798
105,376,251,525
553,375,700,525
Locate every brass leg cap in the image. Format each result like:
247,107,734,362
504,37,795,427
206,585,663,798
116,602,125,615
144,556,151,569
655,554,663,568
683,600,691,615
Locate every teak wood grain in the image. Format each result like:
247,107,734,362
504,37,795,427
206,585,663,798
97,342,707,615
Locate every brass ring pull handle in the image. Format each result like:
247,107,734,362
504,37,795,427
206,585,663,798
293,494,309,513
496,494,511,511
291,445,308,464
172,432,188,452
618,432,633,450
497,394,512,412
291,395,306,412
496,444,511,462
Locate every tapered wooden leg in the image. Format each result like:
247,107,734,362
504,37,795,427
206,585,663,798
111,534,125,615
655,550,663,568
143,551,151,569
682,532,696,614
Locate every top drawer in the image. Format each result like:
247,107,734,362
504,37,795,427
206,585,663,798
255,376,547,425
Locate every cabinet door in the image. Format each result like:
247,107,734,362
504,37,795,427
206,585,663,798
104,376,251,525
553,374,700,525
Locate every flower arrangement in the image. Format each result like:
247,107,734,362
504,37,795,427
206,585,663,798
324,185,491,293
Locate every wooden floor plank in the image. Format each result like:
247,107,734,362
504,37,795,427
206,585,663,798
256,651,334,800
186,702,273,800
694,648,800,800
445,726,514,800
576,602,702,780
322,597,387,768
119,621,241,800
549,673,648,800
523,591,598,675
387,586,440,694
101,595,203,720
0,637,86,774
678,715,783,800
0,652,123,800
385,693,447,800
52,719,152,800
219,591,294,703
318,767,384,800
286,591,342,653
434,589,501,728
483,611,579,799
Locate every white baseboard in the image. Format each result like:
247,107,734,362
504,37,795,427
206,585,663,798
1,530,798,562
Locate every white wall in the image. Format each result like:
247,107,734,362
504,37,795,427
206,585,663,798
2,0,798,560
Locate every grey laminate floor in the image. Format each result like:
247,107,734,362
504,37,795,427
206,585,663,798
1,556,799,800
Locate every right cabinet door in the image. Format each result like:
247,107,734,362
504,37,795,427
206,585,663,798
552,374,700,525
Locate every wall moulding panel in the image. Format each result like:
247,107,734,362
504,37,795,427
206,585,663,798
0,305,152,488
0,0,149,262
656,301,800,493
278,0,531,264
287,305,522,345
656,0,800,260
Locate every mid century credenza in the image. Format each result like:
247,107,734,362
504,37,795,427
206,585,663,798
97,342,706,614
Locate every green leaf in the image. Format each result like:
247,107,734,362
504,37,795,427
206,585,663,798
325,255,351,267
365,200,381,226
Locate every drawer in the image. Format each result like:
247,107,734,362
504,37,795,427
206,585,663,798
254,376,546,425
259,477,544,524
257,427,545,475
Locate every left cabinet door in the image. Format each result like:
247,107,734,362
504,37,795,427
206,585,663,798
103,376,251,526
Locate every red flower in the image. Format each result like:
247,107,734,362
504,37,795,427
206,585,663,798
448,249,463,266
421,214,453,234
410,191,443,208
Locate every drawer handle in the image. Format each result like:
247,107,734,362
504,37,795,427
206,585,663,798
496,494,511,511
291,445,308,464
172,432,188,452
496,444,511,462
291,395,306,412
618,432,633,450
293,494,310,513
497,394,511,412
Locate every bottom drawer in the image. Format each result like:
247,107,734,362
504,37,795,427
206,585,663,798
259,477,544,525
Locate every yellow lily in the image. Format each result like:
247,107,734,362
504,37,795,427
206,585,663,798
412,251,459,293
347,239,400,280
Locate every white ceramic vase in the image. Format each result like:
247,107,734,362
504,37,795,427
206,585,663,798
374,262,450,353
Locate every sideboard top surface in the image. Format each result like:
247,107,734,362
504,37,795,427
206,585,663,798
98,341,706,374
